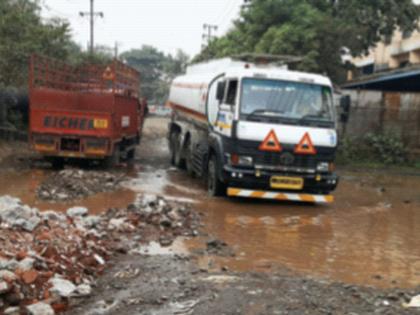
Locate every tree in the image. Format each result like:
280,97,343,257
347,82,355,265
195,0,420,82
121,46,189,104
0,0,74,87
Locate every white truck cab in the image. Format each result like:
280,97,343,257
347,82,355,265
168,57,340,203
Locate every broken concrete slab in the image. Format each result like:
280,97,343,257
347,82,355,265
0,196,41,231
26,302,55,315
49,277,77,298
66,207,88,218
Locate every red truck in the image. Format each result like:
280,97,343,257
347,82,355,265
29,55,146,167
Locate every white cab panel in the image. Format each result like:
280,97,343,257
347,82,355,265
237,121,337,148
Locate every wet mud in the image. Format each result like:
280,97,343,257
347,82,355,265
133,117,420,289
1,117,420,315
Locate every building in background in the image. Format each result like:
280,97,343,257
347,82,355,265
348,0,420,82
350,27,420,80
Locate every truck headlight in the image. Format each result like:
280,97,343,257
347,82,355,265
227,154,253,166
317,162,330,172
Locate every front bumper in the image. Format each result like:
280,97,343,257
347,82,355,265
223,165,338,196
227,187,334,203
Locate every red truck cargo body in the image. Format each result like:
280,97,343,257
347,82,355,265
29,55,145,160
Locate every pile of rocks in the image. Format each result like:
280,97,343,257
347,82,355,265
37,169,125,201
0,194,200,314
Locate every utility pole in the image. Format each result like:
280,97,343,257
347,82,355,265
80,0,104,54
202,24,218,49
114,42,120,59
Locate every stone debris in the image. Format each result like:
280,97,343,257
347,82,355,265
26,302,55,315
0,196,41,231
0,281,10,294
49,277,77,298
66,207,88,218
4,306,20,315
37,169,126,201
404,294,420,308
205,239,234,257
75,284,92,296
0,194,200,313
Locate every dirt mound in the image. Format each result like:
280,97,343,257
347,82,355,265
37,169,126,202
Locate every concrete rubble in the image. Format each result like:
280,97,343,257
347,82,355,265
0,194,200,314
37,169,126,202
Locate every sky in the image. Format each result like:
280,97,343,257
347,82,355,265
42,0,243,58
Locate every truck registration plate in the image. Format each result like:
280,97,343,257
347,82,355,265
270,176,304,190
94,119,108,129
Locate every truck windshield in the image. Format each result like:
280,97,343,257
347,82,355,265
240,78,334,127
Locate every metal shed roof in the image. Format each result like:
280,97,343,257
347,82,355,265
343,66,420,92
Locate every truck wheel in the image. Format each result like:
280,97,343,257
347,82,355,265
125,148,135,166
50,157,64,169
169,132,177,166
208,155,226,197
104,147,120,168
170,132,185,168
185,139,195,177
127,148,135,161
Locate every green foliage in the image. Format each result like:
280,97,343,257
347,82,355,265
121,46,189,104
0,0,74,88
195,0,420,82
365,132,407,165
337,132,408,165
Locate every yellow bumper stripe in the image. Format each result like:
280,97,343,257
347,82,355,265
227,188,333,204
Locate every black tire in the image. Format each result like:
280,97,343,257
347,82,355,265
127,148,135,161
126,148,136,166
103,146,120,168
208,155,226,197
50,157,64,169
185,139,195,177
169,132,177,166
170,131,185,168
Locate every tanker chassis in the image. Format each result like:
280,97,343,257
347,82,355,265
168,58,343,203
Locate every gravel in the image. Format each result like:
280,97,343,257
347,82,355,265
37,169,126,201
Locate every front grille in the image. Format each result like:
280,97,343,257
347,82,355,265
61,138,80,152
255,152,317,168
231,139,334,169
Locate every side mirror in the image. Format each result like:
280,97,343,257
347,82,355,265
216,82,225,102
340,95,351,112
340,95,351,123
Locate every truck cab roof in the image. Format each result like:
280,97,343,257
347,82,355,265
185,58,332,88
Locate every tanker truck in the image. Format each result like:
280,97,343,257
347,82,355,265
167,57,340,203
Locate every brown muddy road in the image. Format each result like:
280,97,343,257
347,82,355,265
1,117,420,314
127,117,420,289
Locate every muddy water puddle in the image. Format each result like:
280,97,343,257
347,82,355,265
0,169,136,214
191,173,420,288
124,165,204,201
123,162,420,288
1,163,420,289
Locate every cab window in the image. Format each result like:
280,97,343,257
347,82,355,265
225,80,238,106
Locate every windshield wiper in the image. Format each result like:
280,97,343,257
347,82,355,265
298,114,334,127
300,114,324,120
247,109,285,120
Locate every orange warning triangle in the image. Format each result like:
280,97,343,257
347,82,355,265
259,130,282,152
295,132,317,155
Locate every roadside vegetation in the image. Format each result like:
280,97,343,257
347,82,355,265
195,0,420,83
337,132,420,170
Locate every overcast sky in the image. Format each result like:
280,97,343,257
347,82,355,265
42,0,243,58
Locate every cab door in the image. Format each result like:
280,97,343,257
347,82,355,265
214,79,238,137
